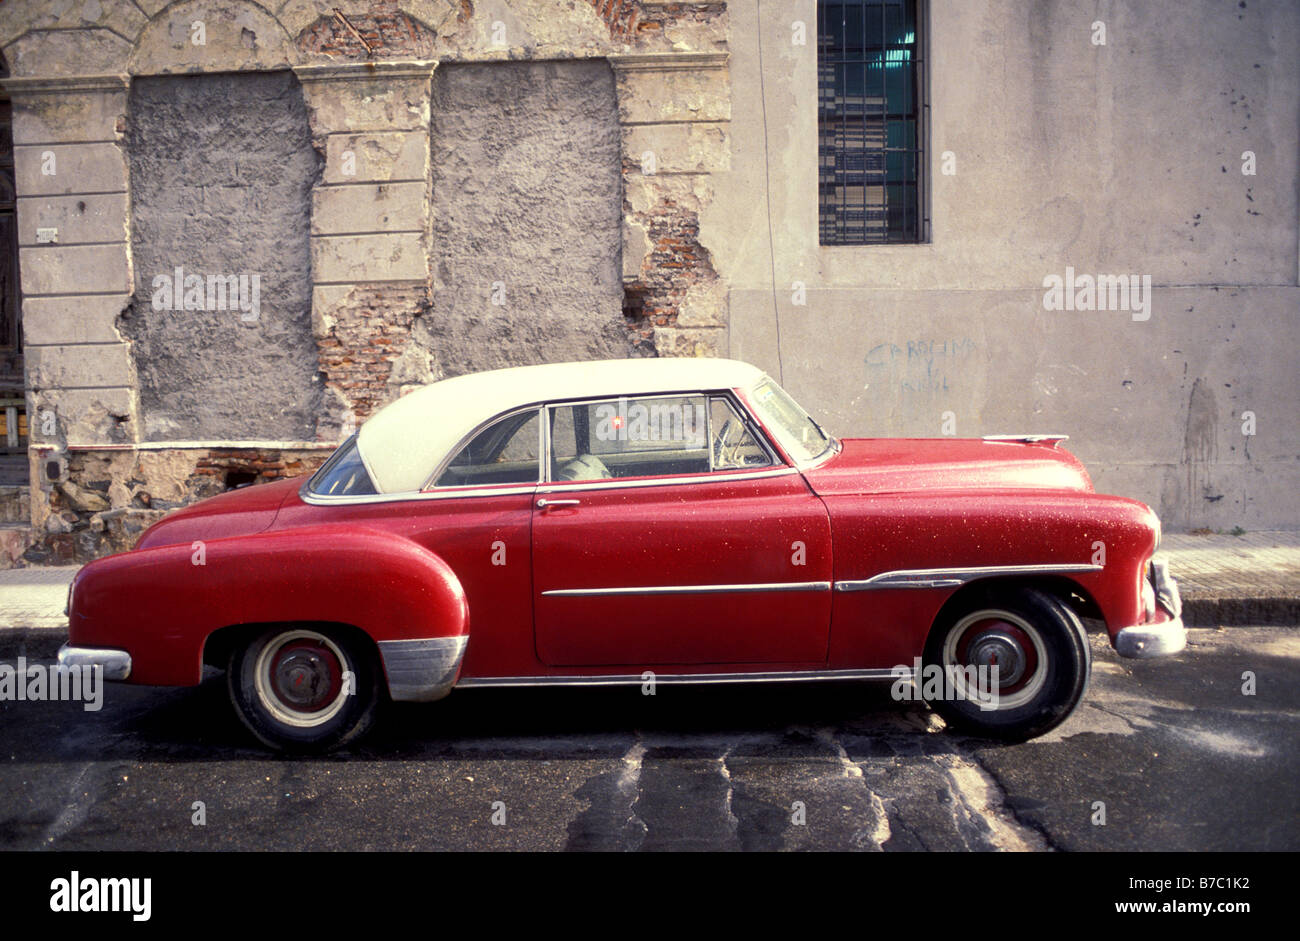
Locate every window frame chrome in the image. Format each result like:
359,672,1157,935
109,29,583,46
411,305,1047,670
302,386,795,507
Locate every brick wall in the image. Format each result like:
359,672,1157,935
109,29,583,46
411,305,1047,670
622,197,719,356
297,6,437,59
315,283,429,427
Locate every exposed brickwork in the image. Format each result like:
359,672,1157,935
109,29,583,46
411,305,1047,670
297,6,438,59
622,196,718,355
194,450,325,486
633,2,726,42
584,0,641,41
315,283,430,429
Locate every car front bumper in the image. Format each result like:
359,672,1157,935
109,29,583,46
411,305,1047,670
57,644,132,681
1115,615,1187,658
1115,557,1186,658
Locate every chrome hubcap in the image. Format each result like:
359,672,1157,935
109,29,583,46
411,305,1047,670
272,644,340,711
941,610,1049,711
966,630,1026,687
253,630,350,728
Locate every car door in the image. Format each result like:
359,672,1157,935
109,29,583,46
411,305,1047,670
409,407,542,678
532,392,833,667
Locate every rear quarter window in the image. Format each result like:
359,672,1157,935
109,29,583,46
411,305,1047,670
307,435,377,496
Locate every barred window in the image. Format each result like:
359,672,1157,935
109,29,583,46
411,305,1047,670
818,0,926,244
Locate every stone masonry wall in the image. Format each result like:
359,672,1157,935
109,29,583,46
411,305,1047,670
28,446,331,563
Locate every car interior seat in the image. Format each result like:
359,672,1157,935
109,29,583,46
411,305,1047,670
557,454,613,481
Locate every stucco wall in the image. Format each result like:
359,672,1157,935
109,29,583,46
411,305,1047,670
714,0,1300,529
420,60,627,376
123,71,322,441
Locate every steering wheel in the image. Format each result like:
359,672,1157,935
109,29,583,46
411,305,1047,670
713,418,747,469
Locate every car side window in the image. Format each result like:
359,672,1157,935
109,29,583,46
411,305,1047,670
547,396,706,480
545,394,773,481
434,409,541,488
308,435,377,496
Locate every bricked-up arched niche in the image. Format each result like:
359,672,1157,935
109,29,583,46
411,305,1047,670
122,71,323,441
419,60,628,377
127,0,298,76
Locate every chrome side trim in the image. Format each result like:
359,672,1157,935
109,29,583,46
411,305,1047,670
982,434,1069,445
301,465,801,506
834,563,1103,592
457,668,899,688
300,483,537,506
542,580,832,597
377,636,468,702
57,644,132,681
302,458,800,510
535,465,799,495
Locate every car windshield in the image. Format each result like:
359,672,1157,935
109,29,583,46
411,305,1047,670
747,377,834,464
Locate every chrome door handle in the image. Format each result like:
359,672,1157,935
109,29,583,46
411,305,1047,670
537,498,580,509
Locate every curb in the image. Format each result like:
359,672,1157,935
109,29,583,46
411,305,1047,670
0,626,66,660
1182,596,1300,628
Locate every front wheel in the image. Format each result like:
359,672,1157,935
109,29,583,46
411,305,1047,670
921,588,1090,740
228,625,381,752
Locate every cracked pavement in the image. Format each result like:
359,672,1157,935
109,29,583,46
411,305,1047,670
0,627,1295,851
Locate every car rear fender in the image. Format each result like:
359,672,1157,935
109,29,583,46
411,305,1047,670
68,524,469,692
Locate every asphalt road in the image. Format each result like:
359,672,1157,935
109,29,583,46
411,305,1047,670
0,627,1295,852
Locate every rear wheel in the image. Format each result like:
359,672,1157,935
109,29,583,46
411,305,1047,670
922,587,1090,740
228,625,381,752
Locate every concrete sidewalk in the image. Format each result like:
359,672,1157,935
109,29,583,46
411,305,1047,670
1162,530,1300,626
0,533,1296,659
0,564,78,658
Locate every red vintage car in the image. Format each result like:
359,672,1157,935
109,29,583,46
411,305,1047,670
60,358,1184,750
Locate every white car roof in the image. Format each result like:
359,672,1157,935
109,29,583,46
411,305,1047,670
357,357,768,493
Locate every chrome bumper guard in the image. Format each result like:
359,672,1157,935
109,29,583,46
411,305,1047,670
377,636,468,702
57,644,132,681
1115,558,1186,659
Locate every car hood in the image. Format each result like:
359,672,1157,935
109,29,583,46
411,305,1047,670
802,438,1093,497
134,477,302,550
